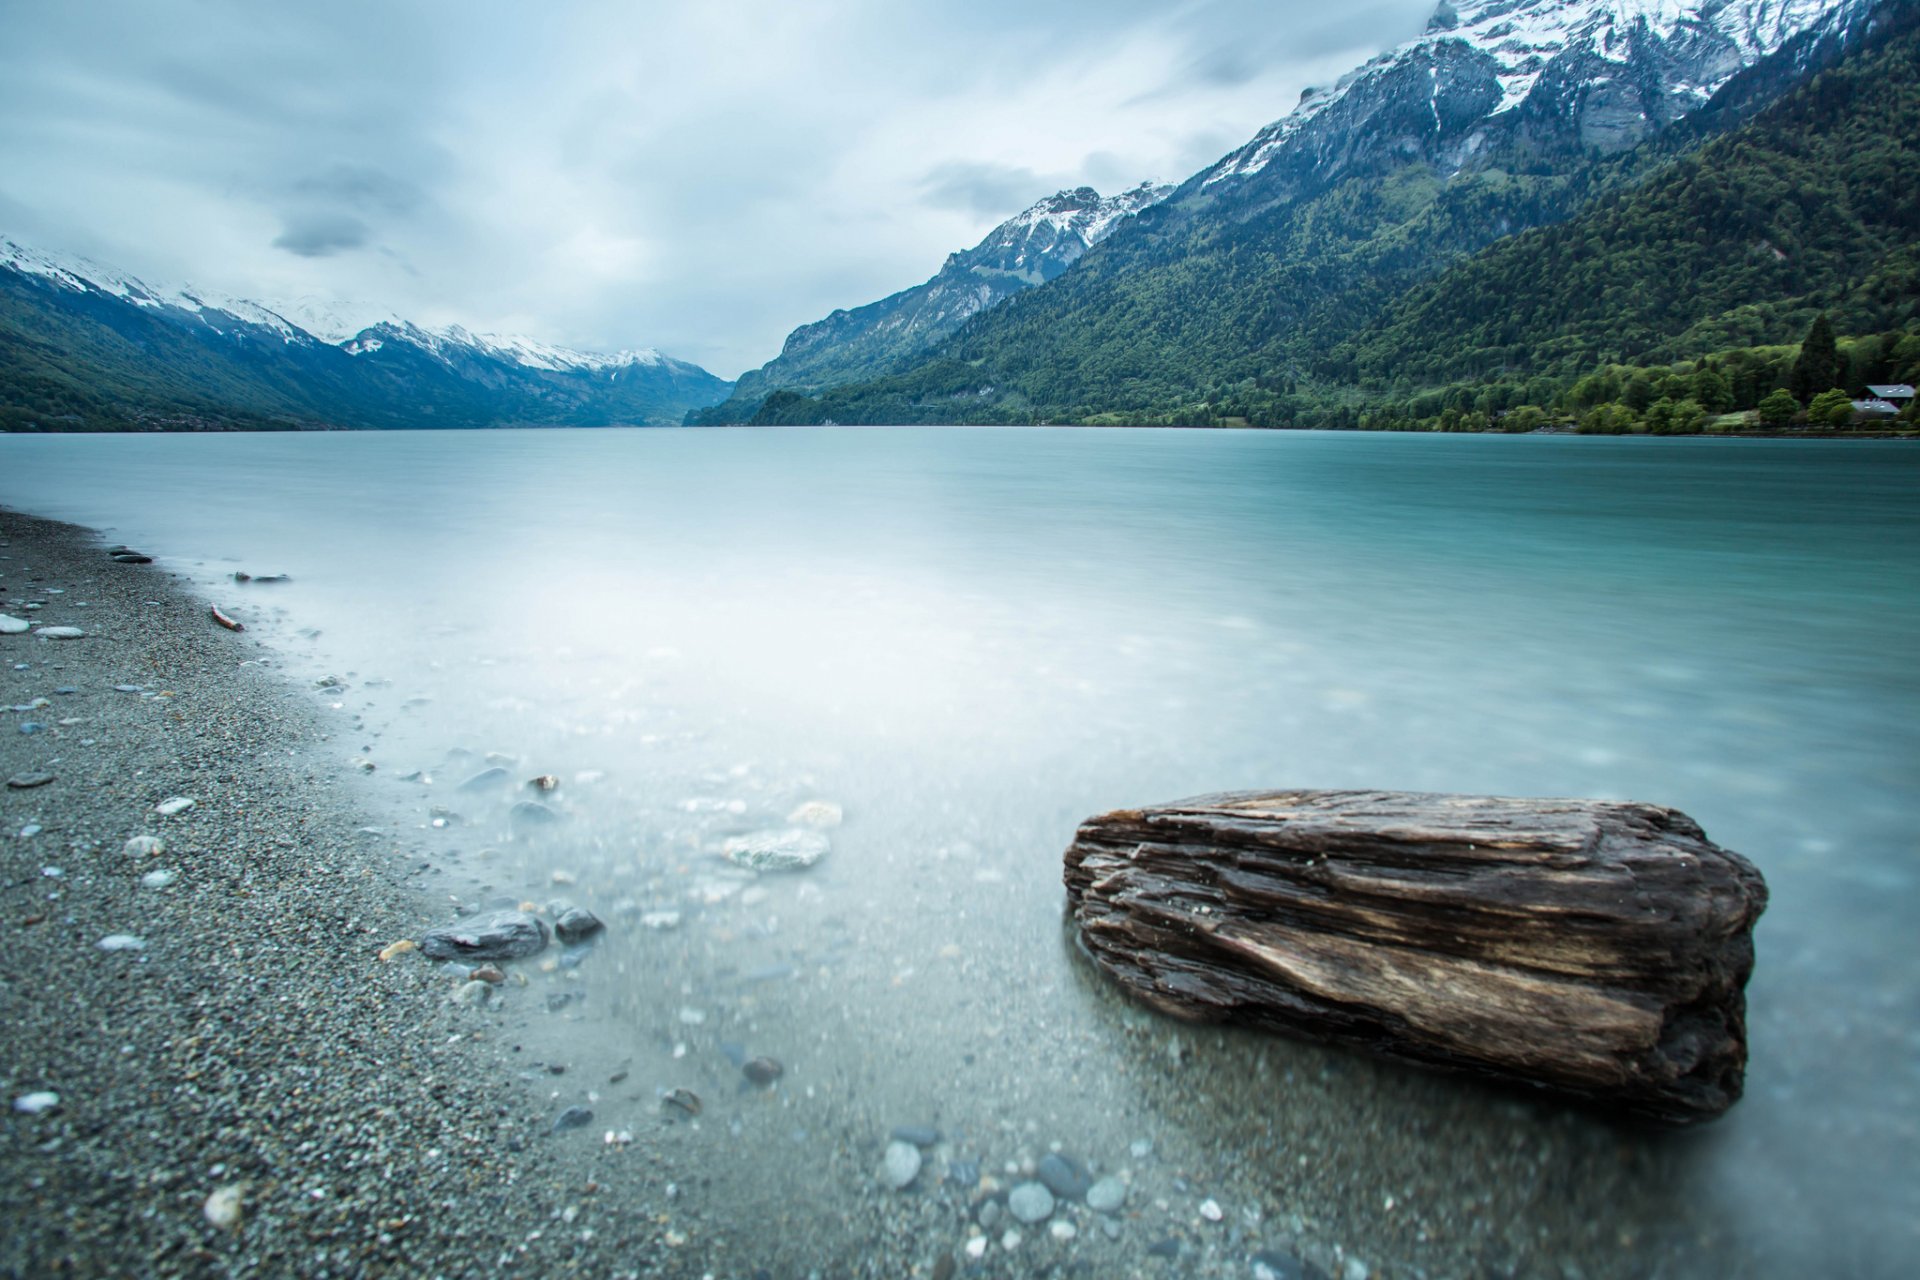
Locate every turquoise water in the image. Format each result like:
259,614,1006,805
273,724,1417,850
4,428,1916,1275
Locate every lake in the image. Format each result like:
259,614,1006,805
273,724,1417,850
3,426,1915,1276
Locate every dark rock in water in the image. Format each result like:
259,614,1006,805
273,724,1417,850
509,800,562,827
743,1057,783,1086
1252,1250,1331,1280
889,1124,941,1148
457,766,511,792
931,1255,956,1280
551,1105,593,1133
554,905,604,944
7,772,55,790
663,1088,701,1117
1147,1237,1183,1259
1064,789,1769,1126
110,553,152,564
419,910,549,961
1038,1152,1092,1201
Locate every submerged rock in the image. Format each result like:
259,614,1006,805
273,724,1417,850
552,1105,594,1133
553,905,605,945
722,827,828,871
509,800,562,827
1008,1182,1055,1224
1086,1175,1128,1213
457,766,511,792
0,615,29,634
880,1140,922,1190
419,909,550,961
1038,1152,1092,1201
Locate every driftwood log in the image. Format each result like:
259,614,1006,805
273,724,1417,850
1063,790,1767,1125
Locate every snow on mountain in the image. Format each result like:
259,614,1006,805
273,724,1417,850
2,234,690,378
975,182,1174,285
1204,0,1865,187
1,235,312,344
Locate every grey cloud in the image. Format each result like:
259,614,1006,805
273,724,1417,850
291,165,424,218
273,212,369,258
917,161,1051,219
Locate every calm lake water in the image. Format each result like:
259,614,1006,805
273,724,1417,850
3,427,1916,1276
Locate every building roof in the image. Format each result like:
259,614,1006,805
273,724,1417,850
1865,384,1914,399
1852,399,1900,415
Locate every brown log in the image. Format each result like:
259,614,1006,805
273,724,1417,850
1062,789,1767,1125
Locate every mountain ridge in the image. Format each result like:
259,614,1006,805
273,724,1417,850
703,182,1170,419
0,235,732,430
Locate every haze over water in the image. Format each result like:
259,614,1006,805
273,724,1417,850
4,427,1916,1276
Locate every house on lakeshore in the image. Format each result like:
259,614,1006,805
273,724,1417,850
1851,398,1901,419
1865,384,1914,403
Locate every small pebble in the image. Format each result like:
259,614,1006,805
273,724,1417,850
1200,1197,1224,1222
1008,1182,1055,1224
551,1105,594,1133
1087,1175,1127,1213
204,1184,244,1230
141,869,177,889
96,934,146,951
13,1091,59,1114
123,835,164,858
6,772,54,789
1049,1219,1077,1242
154,797,194,816
880,1140,921,1190
18,824,42,839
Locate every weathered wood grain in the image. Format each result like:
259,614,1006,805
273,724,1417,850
1062,790,1768,1124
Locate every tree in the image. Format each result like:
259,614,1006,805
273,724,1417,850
1691,366,1734,413
1808,387,1855,427
1758,388,1800,425
1790,313,1840,402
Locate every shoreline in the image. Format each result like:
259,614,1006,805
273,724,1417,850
0,509,677,1277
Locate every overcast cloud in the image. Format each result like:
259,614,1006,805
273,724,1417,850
0,0,1433,377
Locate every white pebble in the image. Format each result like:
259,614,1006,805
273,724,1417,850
154,797,194,816
1343,1258,1370,1280
33,626,84,639
124,835,165,858
96,934,146,951
204,1184,244,1230
1050,1220,1078,1242
964,1236,988,1260
1200,1197,1224,1222
13,1091,59,1114
141,869,177,889
1000,1229,1022,1252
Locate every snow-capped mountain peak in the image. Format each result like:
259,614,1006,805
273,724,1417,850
1204,0,1865,187
1,235,310,344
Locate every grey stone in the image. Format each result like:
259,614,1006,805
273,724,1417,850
509,800,562,826
722,827,828,871
1087,1175,1127,1213
553,905,605,944
889,1124,940,1147
457,766,511,792
551,1105,593,1133
1008,1181,1055,1224
1037,1152,1091,1201
419,910,550,960
6,772,54,789
880,1140,921,1190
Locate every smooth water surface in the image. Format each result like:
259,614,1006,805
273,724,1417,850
4,428,1916,1276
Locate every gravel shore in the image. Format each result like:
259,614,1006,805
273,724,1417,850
0,510,681,1278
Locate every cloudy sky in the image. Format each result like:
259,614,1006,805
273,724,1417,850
0,0,1435,377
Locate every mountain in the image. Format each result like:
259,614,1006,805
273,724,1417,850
1330,0,1920,391
752,0,1881,425
697,183,1169,422
0,239,732,431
